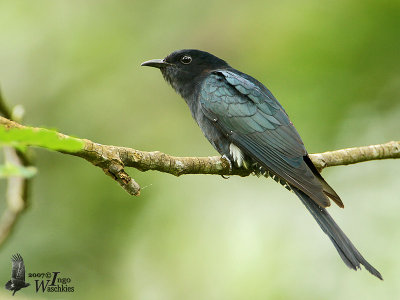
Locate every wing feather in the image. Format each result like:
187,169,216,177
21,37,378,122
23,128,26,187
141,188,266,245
200,70,343,208
11,253,26,281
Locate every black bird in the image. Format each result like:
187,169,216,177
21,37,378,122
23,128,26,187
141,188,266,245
5,253,30,296
141,49,382,279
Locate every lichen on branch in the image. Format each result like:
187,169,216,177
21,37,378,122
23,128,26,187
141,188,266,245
1,116,399,198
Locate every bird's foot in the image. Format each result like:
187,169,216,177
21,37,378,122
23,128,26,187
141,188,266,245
221,154,233,173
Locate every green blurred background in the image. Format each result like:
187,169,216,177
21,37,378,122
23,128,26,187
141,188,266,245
1,0,400,299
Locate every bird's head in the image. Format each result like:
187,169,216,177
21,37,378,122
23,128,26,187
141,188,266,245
141,49,229,98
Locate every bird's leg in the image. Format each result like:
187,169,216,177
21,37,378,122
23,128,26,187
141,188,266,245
221,154,232,179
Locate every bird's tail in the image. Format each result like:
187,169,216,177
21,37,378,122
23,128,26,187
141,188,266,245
5,280,12,290
291,186,383,280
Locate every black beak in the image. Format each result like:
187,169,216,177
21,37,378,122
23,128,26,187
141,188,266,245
141,59,169,68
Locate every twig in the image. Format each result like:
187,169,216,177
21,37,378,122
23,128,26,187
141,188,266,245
0,147,30,245
0,93,31,246
0,89,12,119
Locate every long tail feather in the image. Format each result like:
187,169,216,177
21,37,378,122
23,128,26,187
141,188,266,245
292,186,382,280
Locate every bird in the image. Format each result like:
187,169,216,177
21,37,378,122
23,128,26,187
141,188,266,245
141,49,382,279
5,253,30,296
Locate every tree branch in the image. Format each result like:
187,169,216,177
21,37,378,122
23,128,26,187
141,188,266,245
0,92,31,246
1,116,399,198
0,147,30,245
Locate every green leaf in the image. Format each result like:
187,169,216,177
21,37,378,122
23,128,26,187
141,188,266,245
0,163,37,178
0,126,84,152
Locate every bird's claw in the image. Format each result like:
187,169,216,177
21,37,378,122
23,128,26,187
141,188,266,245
221,154,233,172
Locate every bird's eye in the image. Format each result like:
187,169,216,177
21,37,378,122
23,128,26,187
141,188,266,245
180,55,192,64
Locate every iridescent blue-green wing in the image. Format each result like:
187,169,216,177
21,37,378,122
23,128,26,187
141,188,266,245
199,70,341,208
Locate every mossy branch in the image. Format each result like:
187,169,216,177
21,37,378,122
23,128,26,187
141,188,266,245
1,116,399,197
